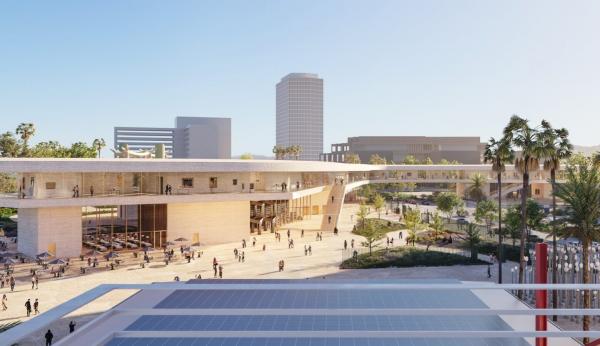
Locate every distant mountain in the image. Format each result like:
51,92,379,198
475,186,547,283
573,145,600,156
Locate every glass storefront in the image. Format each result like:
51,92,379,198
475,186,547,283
82,204,167,252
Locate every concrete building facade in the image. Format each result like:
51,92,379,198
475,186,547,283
114,116,231,159
321,136,483,164
276,73,324,161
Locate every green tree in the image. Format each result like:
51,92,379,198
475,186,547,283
402,155,418,164
484,136,514,283
463,223,482,262
428,212,445,240
344,153,361,164
474,200,497,236
553,158,600,343
353,222,388,256
15,122,36,156
504,205,522,246
239,152,253,160
373,193,385,219
404,208,422,246
272,145,286,160
68,142,97,158
369,154,387,165
0,173,16,193
540,120,572,316
421,157,433,165
31,141,69,157
466,172,486,202
435,192,463,219
0,132,20,157
356,202,369,229
503,115,545,291
92,138,106,158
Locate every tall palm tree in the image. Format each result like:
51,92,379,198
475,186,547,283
539,120,572,320
553,158,600,344
15,122,36,157
484,137,514,283
503,115,544,293
92,138,106,158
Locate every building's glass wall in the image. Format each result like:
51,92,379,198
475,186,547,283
82,204,167,252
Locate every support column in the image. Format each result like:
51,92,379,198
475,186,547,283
18,207,82,258
535,242,548,346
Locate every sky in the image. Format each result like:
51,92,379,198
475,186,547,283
1,1,599,156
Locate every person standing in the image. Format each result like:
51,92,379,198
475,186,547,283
308,245,312,255
10,275,15,291
301,229,304,238
351,239,355,249
218,265,223,278
45,329,53,346
2,294,7,310
344,240,348,250
34,298,39,315
25,299,32,317
31,275,36,290
69,321,76,333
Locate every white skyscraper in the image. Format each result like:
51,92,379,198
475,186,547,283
276,73,323,161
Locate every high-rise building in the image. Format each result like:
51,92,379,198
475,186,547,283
276,73,323,160
114,116,231,159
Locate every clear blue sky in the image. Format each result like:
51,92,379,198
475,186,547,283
1,1,599,155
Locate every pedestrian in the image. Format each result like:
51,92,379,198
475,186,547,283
308,245,312,255
262,244,266,251
2,294,7,310
252,237,256,247
213,265,217,278
69,321,76,333
25,299,32,317
287,229,290,238
10,276,15,291
351,239,355,249
90,185,94,196
304,245,308,256
241,252,245,262
386,237,390,247
331,196,334,203
45,329,53,346
390,238,394,246
32,275,36,289
301,229,304,237
34,298,39,315
487,265,492,279
344,240,348,250
328,216,332,224
218,265,223,278
399,231,403,239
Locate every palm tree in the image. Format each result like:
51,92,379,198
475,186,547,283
15,122,35,157
294,145,303,160
553,158,600,344
483,137,514,283
272,145,285,160
503,115,544,293
539,120,572,320
92,138,106,158
466,172,486,202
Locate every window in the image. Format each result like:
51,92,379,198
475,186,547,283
182,178,193,188
45,182,56,190
535,188,541,195
209,177,218,189
232,179,238,186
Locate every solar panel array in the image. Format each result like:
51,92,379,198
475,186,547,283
103,280,530,346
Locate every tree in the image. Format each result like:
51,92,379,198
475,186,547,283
239,153,253,160
373,193,385,219
402,155,419,164
92,138,106,158
293,145,303,160
539,120,573,317
0,173,16,193
0,132,20,157
428,212,445,240
353,222,388,256
344,153,361,164
504,206,522,246
435,192,463,219
404,208,422,246
68,142,97,158
503,115,544,292
484,136,514,283
421,157,433,165
15,122,35,156
463,223,482,262
466,172,486,202
369,154,387,165
31,141,69,158
474,200,497,237
356,202,369,229
272,145,286,160
553,158,600,343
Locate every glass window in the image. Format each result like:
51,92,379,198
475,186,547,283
232,179,238,186
182,178,193,188
209,177,218,188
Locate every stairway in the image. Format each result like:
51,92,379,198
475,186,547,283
320,183,346,232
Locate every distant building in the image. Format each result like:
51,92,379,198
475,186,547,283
320,136,483,164
114,116,231,159
276,73,323,160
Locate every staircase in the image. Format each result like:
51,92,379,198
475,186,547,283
320,183,346,232
489,183,522,200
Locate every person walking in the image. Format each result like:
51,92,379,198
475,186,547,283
31,275,36,290
351,239,355,249
35,275,39,289
308,245,312,255
25,299,32,317
10,275,15,291
487,265,492,279
344,240,348,250
304,245,308,256
2,294,7,311
301,229,304,237
218,265,223,279
44,329,53,346
69,321,76,333
34,298,39,315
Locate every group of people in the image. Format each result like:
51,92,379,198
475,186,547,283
1,274,16,291
24,298,39,317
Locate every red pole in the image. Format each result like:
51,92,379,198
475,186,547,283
535,242,548,346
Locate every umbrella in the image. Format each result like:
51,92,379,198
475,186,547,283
83,250,103,257
2,257,19,265
143,247,155,252
36,252,54,260
104,252,119,259
47,258,68,265
164,241,176,246
174,237,188,242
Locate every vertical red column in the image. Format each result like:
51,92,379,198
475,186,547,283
535,242,548,346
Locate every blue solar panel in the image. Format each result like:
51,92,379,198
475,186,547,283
105,337,530,346
155,289,486,309
126,315,513,332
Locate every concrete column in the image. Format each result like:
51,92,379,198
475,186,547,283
18,207,82,258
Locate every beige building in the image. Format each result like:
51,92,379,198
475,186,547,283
321,136,483,164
